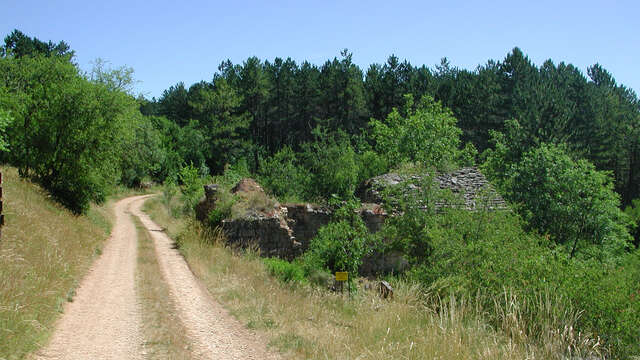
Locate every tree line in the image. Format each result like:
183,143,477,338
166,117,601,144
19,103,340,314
142,47,640,207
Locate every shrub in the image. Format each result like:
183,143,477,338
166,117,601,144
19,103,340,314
258,146,310,202
178,163,207,215
302,200,377,278
207,196,235,228
301,128,361,200
485,142,632,259
560,253,640,358
624,198,640,247
370,94,461,171
263,258,306,284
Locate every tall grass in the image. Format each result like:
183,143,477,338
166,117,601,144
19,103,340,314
0,167,111,359
143,196,603,359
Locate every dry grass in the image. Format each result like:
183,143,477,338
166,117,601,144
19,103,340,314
0,166,111,359
143,196,595,360
134,216,192,359
230,190,279,218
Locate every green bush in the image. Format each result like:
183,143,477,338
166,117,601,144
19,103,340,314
301,128,361,200
560,253,640,358
485,141,632,259
395,205,640,358
258,146,310,202
178,163,206,215
162,176,181,217
217,159,251,187
263,258,306,284
624,198,640,247
370,94,461,171
1,55,135,213
302,200,377,278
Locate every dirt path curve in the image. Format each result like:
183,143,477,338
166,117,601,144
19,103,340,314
130,196,280,360
33,195,145,360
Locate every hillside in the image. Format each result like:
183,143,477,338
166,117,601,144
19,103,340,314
0,166,111,358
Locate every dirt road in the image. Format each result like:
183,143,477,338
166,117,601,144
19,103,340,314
33,195,278,360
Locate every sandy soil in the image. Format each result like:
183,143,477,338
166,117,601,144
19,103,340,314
32,195,278,360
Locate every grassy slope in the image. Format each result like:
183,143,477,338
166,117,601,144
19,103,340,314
0,166,112,359
143,196,549,360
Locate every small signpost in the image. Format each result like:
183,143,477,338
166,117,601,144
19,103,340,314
335,271,349,297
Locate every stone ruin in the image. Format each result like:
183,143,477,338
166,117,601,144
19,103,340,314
356,167,508,211
195,167,506,274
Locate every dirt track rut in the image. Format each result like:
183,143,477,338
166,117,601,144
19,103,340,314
32,195,278,360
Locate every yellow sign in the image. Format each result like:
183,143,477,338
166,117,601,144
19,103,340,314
335,272,348,281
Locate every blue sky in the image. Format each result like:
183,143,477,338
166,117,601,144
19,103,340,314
2,0,638,99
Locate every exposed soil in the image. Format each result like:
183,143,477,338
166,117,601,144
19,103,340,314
32,195,279,360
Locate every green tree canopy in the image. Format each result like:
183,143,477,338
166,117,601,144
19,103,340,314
370,94,461,170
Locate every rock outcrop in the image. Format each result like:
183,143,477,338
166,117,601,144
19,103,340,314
231,178,265,195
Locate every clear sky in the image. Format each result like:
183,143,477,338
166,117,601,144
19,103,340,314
2,0,638,99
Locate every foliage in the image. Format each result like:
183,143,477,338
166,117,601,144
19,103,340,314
0,107,12,152
561,253,640,357
624,198,640,247
399,206,639,357
119,113,167,187
377,173,439,263
162,177,181,218
0,55,135,212
177,163,206,215
303,200,377,278
263,258,306,284
89,58,136,95
484,140,632,259
370,94,461,170
1,29,74,59
214,160,252,188
301,128,361,200
258,146,310,201
207,190,235,228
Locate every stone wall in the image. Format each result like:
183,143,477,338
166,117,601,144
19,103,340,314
283,203,331,251
195,169,506,275
221,211,300,259
356,167,508,211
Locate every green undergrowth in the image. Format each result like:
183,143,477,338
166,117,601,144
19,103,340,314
142,191,621,359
